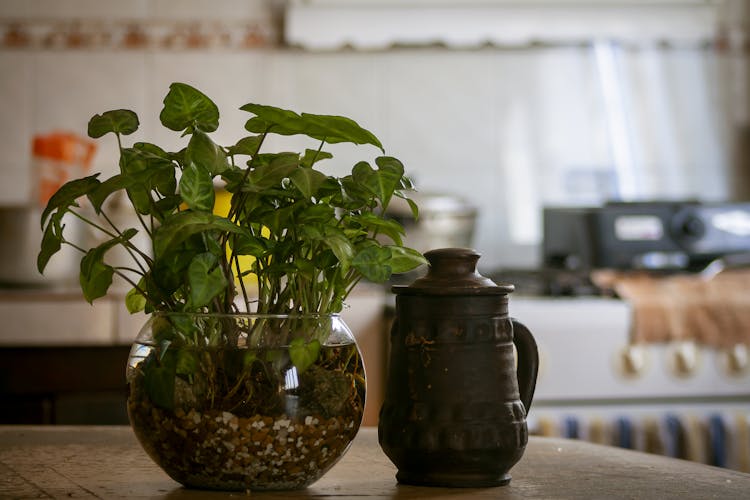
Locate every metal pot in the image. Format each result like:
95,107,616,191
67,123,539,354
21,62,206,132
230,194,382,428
387,192,478,253
0,205,82,287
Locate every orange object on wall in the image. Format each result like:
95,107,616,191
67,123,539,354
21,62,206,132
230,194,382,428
32,132,96,206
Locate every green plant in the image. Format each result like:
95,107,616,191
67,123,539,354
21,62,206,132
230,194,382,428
38,82,426,316
37,82,426,419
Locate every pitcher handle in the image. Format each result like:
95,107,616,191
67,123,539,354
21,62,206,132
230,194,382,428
511,319,539,414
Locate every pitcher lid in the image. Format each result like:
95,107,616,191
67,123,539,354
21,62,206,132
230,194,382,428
393,247,514,296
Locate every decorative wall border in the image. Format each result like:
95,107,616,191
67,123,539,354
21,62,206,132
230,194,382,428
0,19,280,50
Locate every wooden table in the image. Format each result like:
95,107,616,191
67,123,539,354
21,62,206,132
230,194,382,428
1,426,748,499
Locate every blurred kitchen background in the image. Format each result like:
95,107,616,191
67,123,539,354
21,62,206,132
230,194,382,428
1,0,749,471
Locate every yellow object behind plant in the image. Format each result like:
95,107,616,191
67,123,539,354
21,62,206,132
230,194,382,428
214,188,259,290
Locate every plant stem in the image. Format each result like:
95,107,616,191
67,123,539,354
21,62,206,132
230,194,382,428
69,209,153,264
100,211,148,274
233,253,251,313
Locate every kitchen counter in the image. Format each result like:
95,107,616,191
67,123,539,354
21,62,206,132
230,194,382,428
1,426,748,499
0,284,388,425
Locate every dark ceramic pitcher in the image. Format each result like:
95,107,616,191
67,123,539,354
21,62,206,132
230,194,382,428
378,248,539,487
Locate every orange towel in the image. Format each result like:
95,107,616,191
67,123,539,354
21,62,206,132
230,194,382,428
592,269,750,349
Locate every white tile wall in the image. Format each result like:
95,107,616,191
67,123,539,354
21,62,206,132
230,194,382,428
33,52,149,178
266,51,386,179
0,34,734,271
0,51,33,203
146,51,271,153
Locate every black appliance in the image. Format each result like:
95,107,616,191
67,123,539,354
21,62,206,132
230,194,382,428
543,201,750,272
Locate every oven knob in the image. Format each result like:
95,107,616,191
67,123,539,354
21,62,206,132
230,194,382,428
721,344,749,377
616,344,648,378
668,341,700,378
678,216,705,239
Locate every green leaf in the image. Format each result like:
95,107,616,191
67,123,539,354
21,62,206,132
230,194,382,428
153,211,248,258
290,167,327,199
322,227,355,270
241,103,384,151
179,163,215,212
289,338,320,373
300,149,333,168
186,130,228,175
374,156,406,208
87,174,126,213
226,135,263,157
37,218,62,273
79,229,138,303
240,103,303,135
352,245,392,282
125,283,147,313
132,142,178,198
176,349,199,376
229,233,266,257
397,193,420,220
300,113,383,151
40,174,101,229
297,204,335,225
143,349,176,410
187,253,227,307
340,174,375,209
159,82,219,133
353,157,404,208
352,213,405,245
87,109,139,138
240,154,299,193
386,245,428,273
119,149,154,214
80,255,114,304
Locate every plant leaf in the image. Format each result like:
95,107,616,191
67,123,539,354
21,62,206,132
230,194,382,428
290,167,327,200
321,226,355,270
352,156,405,208
133,142,177,197
242,104,383,151
37,218,62,273
187,252,227,307
153,211,248,258
240,103,303,135
352,213,405,245
40,174,101,229
176,349,199,376
297,204,335,225
300,149,333,168
352,245,392,282
143,349,176,410
159,82,219,133
119,148,154,214
88,109,139,138
240,154,299,193
79,228,138,303
186,130,228,175
289,338,320,373
373,156,406,208
300,113,383,151
179,162,215,212
87,174,126,213
80,255,114,304
125,284,147,313
386,245,428,273
226,135,263,156
229,233,266,257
